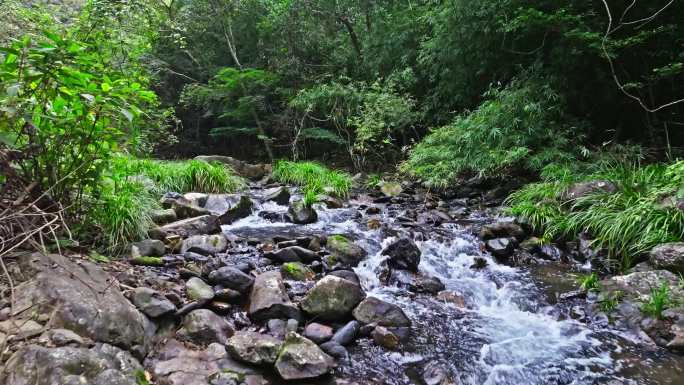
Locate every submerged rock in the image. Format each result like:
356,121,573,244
382,238,421,272
301,275,365,320
353,297,411,327
275,333,335,380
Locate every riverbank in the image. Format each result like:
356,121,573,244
1,160,683,385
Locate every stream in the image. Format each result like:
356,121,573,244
222,185,684,385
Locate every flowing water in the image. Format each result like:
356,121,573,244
223,187,684,385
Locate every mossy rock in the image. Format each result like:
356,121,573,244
130,256,164,266
326,235,367,267
281,262,315,281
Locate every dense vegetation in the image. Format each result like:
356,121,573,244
1,0,683,268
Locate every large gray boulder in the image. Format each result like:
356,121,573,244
194,155,270,180
287,200,318,224
275,333,335,380
1,343,141,385
326,235,367,267
13,253,154,353
382,238,421,272
150,339,256,385
181,234,229,256
300,275,365,320
353,297,411,327
562,180,617,200
601,270,684,302
478,222,526,241
130,287,176,318
263,186,291,205
248,271,301,321
177,309,234,346
485,238,516,260
208,266,254,293
226,331,282,365
649,243,684,274
154,215,221,238
207,194,253,224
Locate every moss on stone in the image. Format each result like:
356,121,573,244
130,256,164,266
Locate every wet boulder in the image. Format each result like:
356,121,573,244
382,238,421,272
649,243,684,274
226,331,282,365
13,253,154,353
181,234,229,256
215,195,254,224
154,215,221,238
479,222,526,241
208,266,254,293
177,309,234,345
275,333,335,380
326,235,367,267
562,180,617,200
301,275,365,320
248,271,301,321
353,297,411,327
263,186,291,205
1,343,142,385
331,320,360,346
131,239,165,257
173,201,211,219
130,287,177,318
287,200,318,224
266,246,319,263
485,238,517,260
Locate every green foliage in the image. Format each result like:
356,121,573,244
111,156,245,194
577,272,599,292
90,178,159,251
641,283,671,320
365,174,383,190
402,76,579,187
599,290,623,314
0,31,163,206
507,158,684,270
272,160,352,198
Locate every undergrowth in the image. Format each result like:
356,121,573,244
272,160,352,198
89,156,245,252
507,157,684,271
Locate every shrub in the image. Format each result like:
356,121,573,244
401,75,580,187
272,160,352,198
507,158,684,271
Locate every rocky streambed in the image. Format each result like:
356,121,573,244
2,176,684,385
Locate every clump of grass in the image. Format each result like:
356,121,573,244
507,158,684,271
112,156,245,194
600,290,623,313
577,272,600,292
641,282,671,320
90,178,160,252
272,160,352,198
